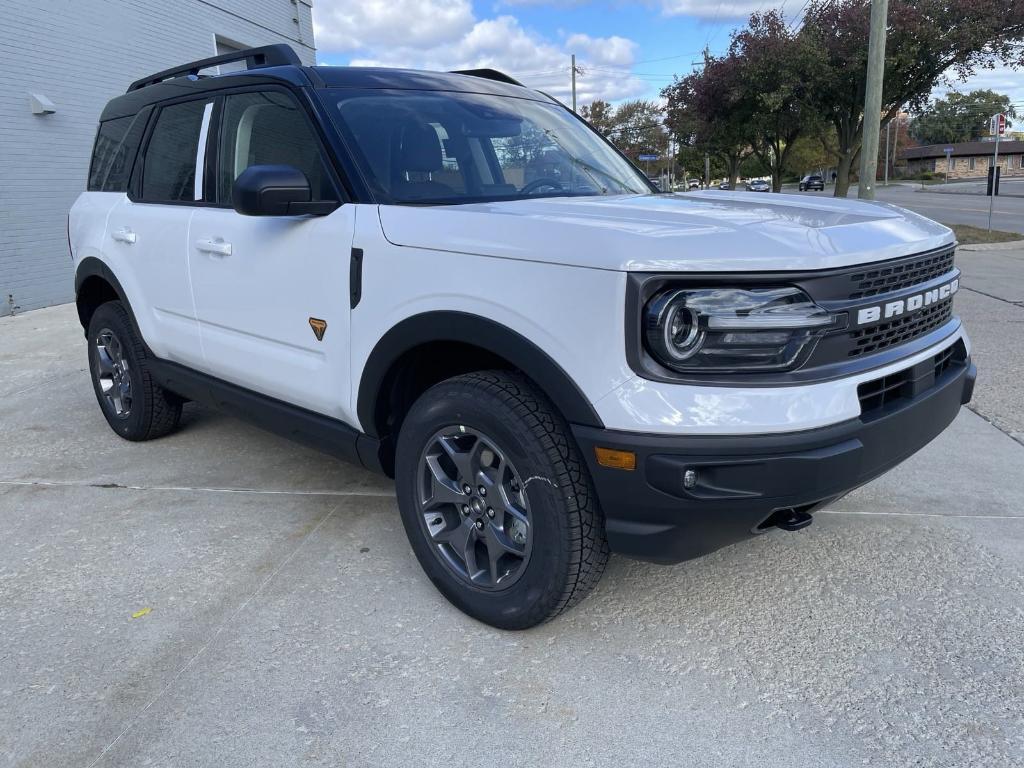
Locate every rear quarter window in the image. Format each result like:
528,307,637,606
87,111,148,192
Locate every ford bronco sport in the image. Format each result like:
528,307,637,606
70,45,976,629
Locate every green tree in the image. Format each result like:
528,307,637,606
606,100,667,161
729,10,823,192
800,0,1024,197
784,135,832,177
910,90,1017,144
580,99,616,137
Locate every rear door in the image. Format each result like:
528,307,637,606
105,97,213,366
187,88,353,419
71,109,150,294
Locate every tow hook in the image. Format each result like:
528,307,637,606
761,507,814,532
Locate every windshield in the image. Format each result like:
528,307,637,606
324,89,653,204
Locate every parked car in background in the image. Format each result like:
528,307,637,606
746,178,771,192
799,174,825,191
687,178,701,190
718,180,732,190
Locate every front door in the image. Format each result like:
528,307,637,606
187,89,353,419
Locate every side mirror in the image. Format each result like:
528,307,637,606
232,164,339,216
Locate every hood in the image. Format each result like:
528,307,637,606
377,192,954,273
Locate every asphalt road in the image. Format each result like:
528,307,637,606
2,249,1023,768
781,182,1024,234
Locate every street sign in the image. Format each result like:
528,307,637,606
943,147,954,155
991,113,1007,136
638,154,659,161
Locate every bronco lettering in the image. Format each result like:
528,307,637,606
856,278,959,326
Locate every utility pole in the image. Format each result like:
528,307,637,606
884,120,890,186
704,153,710,190
891,112,900,180
857,0,889,200
571,54,577,113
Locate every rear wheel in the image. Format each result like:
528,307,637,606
87,301,182,441
395,371,609,629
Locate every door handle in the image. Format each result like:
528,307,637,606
111,227,136,244
195,238,232,257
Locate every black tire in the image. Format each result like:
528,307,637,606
87,301,182,441
395,371,609,630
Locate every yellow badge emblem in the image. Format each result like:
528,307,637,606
308,317,327,341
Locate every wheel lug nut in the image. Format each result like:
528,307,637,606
462,484,472,495
478,486,487,497
487,508,494,518
461,504,470,515
474,520,484,530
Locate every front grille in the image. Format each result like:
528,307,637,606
847,297,954,357
857,340,965,415
848,249,955,299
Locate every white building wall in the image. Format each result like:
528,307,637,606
0,0,316,315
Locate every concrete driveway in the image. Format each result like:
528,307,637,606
2,251,1023,768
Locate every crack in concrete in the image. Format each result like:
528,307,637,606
85,503,341,767
965,405,1024,449
960,284,1024,307
0,478,395,498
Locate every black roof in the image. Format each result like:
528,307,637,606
902,140,1024,159
309,66,545,101
100,44,549,121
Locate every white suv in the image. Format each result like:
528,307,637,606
70,45,976,629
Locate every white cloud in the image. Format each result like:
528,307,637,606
659,0,766,19
313,0,475,51
313,0,648,104
566,33,637,67
936,64,1024,109
495,0,591,6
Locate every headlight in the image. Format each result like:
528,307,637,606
643,287,839,373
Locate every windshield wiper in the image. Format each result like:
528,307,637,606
569,158,637,194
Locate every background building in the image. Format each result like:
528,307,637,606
902,141,1024,180
0,0,315,316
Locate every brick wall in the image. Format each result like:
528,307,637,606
0,0,315,316
911,154,1024,180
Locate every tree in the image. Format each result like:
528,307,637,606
580,99,615,137
606,100,667,161
800,0,1024,197
728,10,822,192
578,99,669,177
784,135,832,178
663,54,752,188
910,90,1017,145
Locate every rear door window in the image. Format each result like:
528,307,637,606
88,110,149,192
140,100,211,203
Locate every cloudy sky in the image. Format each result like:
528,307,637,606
311,0,1023,110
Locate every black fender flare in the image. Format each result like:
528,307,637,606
357,311,604,437
74,257,144,341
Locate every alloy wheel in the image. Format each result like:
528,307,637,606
94,328,133,418
417,427,533,590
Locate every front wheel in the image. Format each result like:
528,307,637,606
395,371,609,630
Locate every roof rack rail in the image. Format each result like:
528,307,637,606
127,44,301,92
449,68,524,87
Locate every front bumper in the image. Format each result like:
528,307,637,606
573,351,976,564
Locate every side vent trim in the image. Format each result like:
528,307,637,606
350,247,363,309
